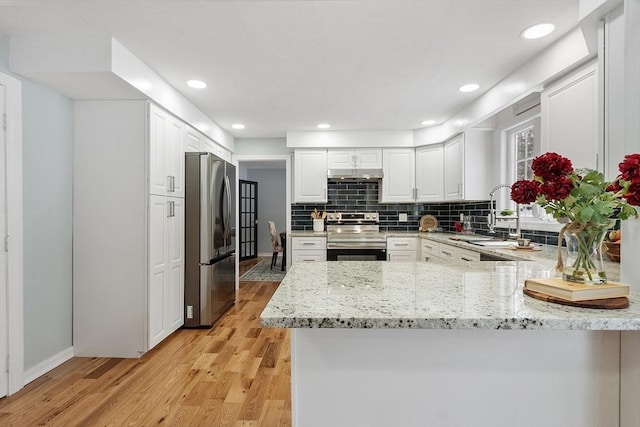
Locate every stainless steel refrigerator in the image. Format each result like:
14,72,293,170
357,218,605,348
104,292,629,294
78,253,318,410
184,152,236,328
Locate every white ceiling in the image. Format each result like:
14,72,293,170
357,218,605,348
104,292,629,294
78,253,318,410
0,0,579,138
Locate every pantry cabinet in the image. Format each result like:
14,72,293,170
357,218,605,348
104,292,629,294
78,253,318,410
327,148,383,169
149,104,185,198
74,100,186,358
148,195,185,348
294,150,328,203
380,148,416,203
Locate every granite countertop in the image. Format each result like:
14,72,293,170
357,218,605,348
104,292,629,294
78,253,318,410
289,231,327,237
261,260,639,330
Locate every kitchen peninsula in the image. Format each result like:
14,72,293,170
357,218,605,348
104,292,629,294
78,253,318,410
261,260,640,427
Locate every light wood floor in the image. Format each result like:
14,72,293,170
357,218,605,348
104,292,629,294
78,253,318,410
0,258,291,426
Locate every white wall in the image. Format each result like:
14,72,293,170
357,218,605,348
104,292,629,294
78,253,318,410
247,168,287,256
0,31,74,371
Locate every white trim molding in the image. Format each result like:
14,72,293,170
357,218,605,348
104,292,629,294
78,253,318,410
23,347,74,386
0,71,24,395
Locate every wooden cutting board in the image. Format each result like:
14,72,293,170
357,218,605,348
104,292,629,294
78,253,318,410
524,288,629,309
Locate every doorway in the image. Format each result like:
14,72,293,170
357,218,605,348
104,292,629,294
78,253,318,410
239,179,258,261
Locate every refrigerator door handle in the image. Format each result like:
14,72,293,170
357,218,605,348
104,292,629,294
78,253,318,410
224,175,232,243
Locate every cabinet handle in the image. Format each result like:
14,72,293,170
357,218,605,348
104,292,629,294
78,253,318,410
302,242,315,246
395,243,409,247
441,250,452,256
387,253,390,261
461,257,472,261
167,201,175,217
167,176,176,192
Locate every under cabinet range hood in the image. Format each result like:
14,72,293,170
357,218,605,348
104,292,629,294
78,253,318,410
327,168,384,180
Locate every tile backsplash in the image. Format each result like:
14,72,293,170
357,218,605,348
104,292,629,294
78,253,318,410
291,179,562,246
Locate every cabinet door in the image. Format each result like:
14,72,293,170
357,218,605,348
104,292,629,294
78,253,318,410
185,127,202,152
148,196,168,349
355,149,383,168
443,136,463,201
294,150,328,203
327,149,355,169
166,117,185,198
387,251,417,262
167,197,185,332
416,144,444,202
380,149,416,203
541,62,599,170
291,250,327,263
149,107,169,196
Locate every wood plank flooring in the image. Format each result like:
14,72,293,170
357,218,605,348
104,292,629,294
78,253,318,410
0,258,291,426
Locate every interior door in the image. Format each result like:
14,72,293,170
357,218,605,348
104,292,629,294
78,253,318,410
239,180,258,261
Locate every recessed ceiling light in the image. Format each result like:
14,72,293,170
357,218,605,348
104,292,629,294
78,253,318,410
317,123,331,129
521,23,555,40
459,83,479,93
187,79,207,89
421,120,436,126
232,123,245,130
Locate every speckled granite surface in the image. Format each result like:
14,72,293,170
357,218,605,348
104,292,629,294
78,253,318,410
261,260,639,330
289,231,327,237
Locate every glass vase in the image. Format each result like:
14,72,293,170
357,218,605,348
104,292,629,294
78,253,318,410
562,222,613,284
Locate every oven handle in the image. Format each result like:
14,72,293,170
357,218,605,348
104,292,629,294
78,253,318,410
327,243,387,249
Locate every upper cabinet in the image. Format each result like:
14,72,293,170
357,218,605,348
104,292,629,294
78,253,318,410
149,105,185,198
541,62,599,170
327,148,383,169
380,148,416,203
184,126,203,152
443,131,492,201
415,144,444,202
294,150,328,203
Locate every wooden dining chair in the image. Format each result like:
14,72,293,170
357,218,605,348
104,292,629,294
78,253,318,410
268,221,283,270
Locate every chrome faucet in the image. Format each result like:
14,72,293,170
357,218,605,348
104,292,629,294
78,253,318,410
488,184,521,239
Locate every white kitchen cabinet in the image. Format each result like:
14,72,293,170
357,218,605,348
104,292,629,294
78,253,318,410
415,144,444,202
294,150,328,203
184,126,202,152
327,148,383,169
380,148,416,203
421,238,440,262
149,104,184,198
436,241,481,263
292,236,327,262
387,237,418,262
541,61,599,170
443,131,492,201
74,100,185,358
148,195,184,349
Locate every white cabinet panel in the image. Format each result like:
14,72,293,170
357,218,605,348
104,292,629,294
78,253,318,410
542,62,599,170
387,237,417,262
444,136,463,201
380,149,416,203
294,150,328,203
167,197,185,332
421,239,440,262
292,236,327,263
149,105,184,198
327,149,383,169
416,144,444,202
185,127,202,152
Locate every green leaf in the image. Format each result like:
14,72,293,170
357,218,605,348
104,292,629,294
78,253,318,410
579,206,595,222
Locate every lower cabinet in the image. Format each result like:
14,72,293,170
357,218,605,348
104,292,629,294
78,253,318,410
387,237,418,261
148,195,185,349
292,236,327,262
421,239,480,262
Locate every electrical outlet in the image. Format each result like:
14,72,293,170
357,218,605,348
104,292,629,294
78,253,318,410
399,213,408,222
187,305,194,319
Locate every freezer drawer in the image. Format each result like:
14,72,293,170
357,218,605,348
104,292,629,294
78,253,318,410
197,255,235,327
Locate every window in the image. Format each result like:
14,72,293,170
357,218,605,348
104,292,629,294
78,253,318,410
508,120,538,218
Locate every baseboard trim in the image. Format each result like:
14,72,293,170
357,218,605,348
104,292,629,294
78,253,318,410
23,347,74,386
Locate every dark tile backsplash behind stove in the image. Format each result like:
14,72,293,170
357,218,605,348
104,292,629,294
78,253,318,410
291,179,562,246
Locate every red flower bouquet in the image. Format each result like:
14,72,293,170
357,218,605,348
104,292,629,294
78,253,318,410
511,152,640,283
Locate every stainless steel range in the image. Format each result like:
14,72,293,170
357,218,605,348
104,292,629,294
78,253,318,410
326,212,387,261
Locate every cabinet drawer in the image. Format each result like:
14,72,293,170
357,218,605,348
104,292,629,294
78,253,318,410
387,237,417,251
292,250,326,262
292,237,327,250
457,247,481,262
421,239,439,256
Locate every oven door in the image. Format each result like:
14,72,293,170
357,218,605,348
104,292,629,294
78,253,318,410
326,244,387,261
